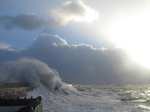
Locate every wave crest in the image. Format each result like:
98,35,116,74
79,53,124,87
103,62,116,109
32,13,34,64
0,58,76,94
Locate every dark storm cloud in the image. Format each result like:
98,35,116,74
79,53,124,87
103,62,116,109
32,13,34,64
0,13,46,30
0,34,150,84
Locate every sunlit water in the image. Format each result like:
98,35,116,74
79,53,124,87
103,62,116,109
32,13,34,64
28,84,150,112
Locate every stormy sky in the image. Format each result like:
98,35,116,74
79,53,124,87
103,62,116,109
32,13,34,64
1,0,150,83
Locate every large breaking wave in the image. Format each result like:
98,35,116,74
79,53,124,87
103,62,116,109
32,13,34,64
0,58,78,111
0,58,76,94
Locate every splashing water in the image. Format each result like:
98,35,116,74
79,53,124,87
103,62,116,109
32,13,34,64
1,58,150,112
0,58,77,111
0,58,76,93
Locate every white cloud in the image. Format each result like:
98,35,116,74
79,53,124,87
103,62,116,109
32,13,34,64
101,47,108,51
49,0,99,25
33,34,68,47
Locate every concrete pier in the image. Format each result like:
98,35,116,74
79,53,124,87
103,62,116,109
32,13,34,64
0,83,42,112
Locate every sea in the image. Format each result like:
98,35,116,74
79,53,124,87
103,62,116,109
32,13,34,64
2,59,150,112
28,83,150,112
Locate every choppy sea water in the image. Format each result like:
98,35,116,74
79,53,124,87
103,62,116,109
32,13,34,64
28,84,150,112
3,59,150,111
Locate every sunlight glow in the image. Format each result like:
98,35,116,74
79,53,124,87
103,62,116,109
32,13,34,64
108,11,150,68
